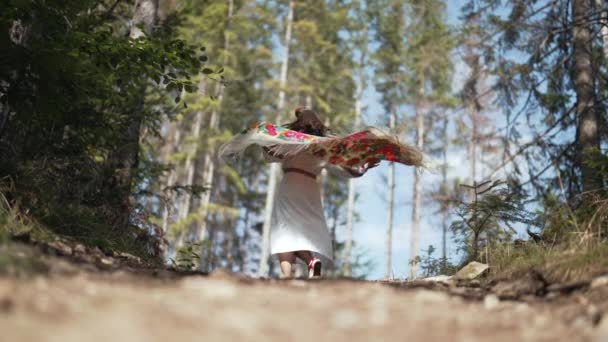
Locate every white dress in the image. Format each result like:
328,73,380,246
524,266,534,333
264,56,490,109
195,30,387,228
266,151,354,263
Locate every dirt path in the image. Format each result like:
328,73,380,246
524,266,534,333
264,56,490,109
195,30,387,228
1,258,606,342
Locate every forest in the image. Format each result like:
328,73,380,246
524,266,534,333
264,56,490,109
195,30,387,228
1,0,607,283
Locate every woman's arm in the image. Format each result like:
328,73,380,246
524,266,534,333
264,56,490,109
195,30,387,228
342,165,366,178
327,161,380,178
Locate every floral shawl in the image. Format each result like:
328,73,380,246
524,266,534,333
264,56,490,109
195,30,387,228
219,122,435,170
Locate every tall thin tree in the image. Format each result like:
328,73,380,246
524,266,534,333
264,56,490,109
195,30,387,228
258,0,294,276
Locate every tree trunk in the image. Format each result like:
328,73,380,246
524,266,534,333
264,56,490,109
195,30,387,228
385,166,395,279
344,30,366,277
177,85,206,223
129,0,158,39
105,0,159,229
258,0,294,277
572,0,601,193
161,122,182,235
225,173,240,270
409,97,424,279
441,114,448,265
384,107,395,279
239,168,259,272
197,0,234,270
467,104,477,200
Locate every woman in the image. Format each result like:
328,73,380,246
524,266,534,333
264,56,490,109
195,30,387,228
264,108,378,278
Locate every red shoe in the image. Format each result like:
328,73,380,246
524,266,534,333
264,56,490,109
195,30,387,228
308,258,322,278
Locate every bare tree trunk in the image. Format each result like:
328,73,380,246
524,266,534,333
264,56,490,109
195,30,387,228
384,107,395,279
239,168,259,272
344,178,356,276
467,105,477,199
258,0,294,277
572,0,601,193
328,203,339,276
161,122,182,235
409,97,424,279
319,116,329,206
177,86,206,223
129,0,158,38
196,0,234,271
441,114,448,265
225,168,241,270
344,32,366,277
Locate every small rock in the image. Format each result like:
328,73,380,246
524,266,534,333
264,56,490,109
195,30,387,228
74,244,86,254
50,241,72,256
483,294,500,310
421,275,452,284
591,275,608,289
118,252,141,262
99,257,114,266
453,261,489,280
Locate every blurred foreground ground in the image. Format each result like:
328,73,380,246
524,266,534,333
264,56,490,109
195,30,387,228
1,243,607,342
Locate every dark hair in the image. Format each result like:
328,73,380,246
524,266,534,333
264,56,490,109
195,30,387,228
283,107,330,137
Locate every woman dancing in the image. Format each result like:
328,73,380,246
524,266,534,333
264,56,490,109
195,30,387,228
263,108,378,278
220,107,430,278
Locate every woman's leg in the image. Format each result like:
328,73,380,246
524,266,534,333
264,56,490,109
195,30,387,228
296,250,321,278
278,252,296,278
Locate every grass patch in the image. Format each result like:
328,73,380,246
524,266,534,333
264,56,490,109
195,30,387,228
0,195,49,277
486,239,608,283
0,187,162,267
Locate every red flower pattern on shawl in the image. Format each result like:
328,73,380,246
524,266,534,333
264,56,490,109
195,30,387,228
265,123,277,136
282,130,311,141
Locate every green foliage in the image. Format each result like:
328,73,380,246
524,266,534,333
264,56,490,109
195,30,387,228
451,180,540,263
171,240,209,271
0,0,204,259
409,245,458,277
